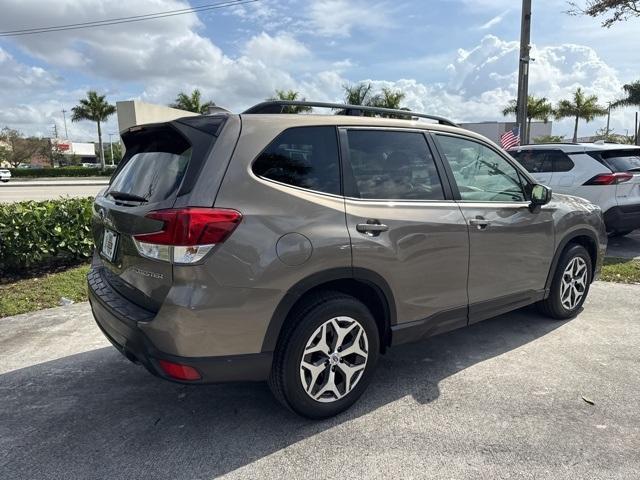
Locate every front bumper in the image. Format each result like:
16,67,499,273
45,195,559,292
88,266,272,384
604,204,640,232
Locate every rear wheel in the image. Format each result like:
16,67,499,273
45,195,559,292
537,244,592,319
269,291,379,419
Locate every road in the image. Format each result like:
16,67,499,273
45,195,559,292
1,282,639,479
0,180,107,202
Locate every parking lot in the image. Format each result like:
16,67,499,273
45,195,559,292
1,281,638,480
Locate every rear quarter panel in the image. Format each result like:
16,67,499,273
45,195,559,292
143,117,352,356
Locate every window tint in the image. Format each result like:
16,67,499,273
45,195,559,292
436,135,526,202
595,149,640,172
547,150,574,172
108,126,192,203
511,150,553,173
252,126,340,195
346,130,444,200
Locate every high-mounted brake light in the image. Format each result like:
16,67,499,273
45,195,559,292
133,208,242,264
583,172,633,186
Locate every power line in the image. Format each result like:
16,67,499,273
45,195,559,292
0,0,258,37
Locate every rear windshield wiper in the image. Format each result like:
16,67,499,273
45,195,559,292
107,190,148,203
626,167,640,172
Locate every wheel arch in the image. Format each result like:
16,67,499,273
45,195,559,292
544,228,599,295
261,268,397,354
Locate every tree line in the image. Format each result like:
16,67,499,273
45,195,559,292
502,82,640,144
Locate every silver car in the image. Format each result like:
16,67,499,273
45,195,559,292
88,101,606,418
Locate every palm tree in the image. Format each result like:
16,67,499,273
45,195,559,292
502,95,554,144
267,90,312,113
612,81,640,144
71,91,116,169
343,82,373,106
170,89,215,114
370,88,406,109
555,88,608,142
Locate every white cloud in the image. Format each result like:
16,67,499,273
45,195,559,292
308,0,390,37
243,32,310,67
479,13,506,30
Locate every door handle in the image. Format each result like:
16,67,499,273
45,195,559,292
356,220,389,236
469,217,491,230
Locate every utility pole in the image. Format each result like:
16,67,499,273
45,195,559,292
52,124,58,138
516,0,532,145
605,102,611,138
61,109,69,139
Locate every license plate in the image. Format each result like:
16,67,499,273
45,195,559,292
101,229,118,262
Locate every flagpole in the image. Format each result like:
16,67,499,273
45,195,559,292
516,0,532,145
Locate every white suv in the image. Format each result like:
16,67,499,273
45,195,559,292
0,169,11,182
510,143,640,236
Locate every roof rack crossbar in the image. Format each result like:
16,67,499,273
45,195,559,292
242,100,458,127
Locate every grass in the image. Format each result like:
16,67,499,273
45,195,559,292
0,264,89,318
600,257,640,284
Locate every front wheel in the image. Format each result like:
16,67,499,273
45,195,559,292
537,243,592,319
269,292,379,419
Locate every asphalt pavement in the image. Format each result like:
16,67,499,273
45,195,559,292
607,230,640,260
0,179,108,202
1,282,639,479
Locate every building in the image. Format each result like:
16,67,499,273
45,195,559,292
459,121,553,144
116,101,198,133
52,139,97,166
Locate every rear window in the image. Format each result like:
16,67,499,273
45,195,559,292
594,149,640,172
108,127,191,203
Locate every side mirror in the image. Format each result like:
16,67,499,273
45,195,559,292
530,184,552,210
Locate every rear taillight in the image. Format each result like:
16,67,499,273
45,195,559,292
133,208,242,264
583,172,633,185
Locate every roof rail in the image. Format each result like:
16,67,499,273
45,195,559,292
242,100,458,127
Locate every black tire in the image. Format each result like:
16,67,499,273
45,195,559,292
537,243,592,320
608,230,633,238
268,291,379,419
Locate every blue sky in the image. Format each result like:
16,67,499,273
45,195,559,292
0,0,638,141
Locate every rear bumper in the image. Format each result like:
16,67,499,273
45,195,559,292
88,266,272,384
604,204,640,232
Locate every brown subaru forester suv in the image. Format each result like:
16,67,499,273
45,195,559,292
89,101,606,418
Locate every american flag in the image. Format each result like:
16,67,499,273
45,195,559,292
500,126,521,150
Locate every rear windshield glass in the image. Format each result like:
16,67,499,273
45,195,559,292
598,150,640,172
108,127,191,203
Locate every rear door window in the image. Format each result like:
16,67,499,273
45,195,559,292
108,126,191,204
252,126,340,195
511,150,553,173
345,129,444,200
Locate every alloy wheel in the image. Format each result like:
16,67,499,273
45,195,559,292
560,256,588,311
299,316,369,403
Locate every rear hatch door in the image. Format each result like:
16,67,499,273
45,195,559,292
597,148,640,203
92,116,227,312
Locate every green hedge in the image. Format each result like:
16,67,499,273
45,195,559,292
9,167,114,178
0,197,94,273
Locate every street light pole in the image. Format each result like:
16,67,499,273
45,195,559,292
108,133,115,165
516,0,532,144
61,109,69,139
